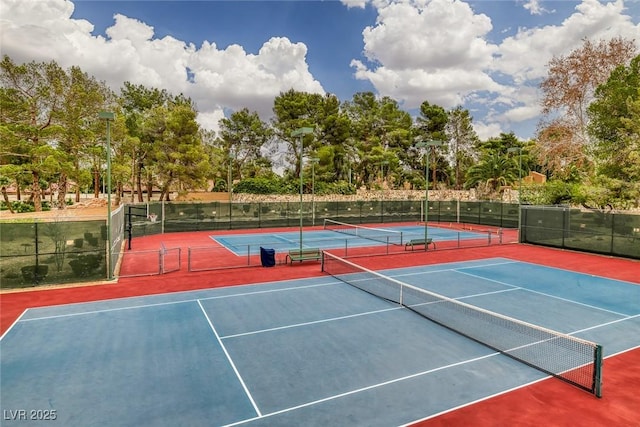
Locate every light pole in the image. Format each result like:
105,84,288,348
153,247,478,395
99,111,115,279
310,157,319,226
291,127,314,253
416,140,443,249
227,146,235,204
379,160,389,187
508,147,523,240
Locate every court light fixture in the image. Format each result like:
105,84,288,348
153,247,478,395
291,127,314,253
416,140,443,249
507,147,523,241
99,111,115,279
310,157,319,226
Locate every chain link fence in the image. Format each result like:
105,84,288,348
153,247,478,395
521,206,640,259
127,200,519,238
16,201,633,290
0,219,109,289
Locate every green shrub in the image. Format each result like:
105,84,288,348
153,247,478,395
315,181,356,195
212,179,228,192
21,265,48,283
234,177,284,194
0,200,51,212
69,254,102,277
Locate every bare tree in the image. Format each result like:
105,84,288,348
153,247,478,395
536,37,637,178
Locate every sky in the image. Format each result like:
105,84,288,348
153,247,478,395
1,0,639,141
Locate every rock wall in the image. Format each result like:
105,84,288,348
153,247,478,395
229,189,519,204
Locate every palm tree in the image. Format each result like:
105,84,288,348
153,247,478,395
465,153,519,191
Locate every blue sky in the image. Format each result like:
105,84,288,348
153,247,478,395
72,0,381,98
2,0,639,140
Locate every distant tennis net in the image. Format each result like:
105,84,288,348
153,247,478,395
324,219,404,245
321,252,603,397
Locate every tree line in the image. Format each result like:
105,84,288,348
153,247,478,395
1,37,638,213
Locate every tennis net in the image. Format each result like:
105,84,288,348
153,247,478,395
324,219,404,245
321,252,603,397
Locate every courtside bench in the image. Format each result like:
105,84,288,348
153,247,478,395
404,238,436,251
286,248,322,264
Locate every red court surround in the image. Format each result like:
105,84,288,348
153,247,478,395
1,231,638,427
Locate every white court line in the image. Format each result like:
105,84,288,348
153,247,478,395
455,287,521,300
17,300,195,323
9,259,515,323
221,311,640,426
0,308,30,341
197,300,262,418
403,342,640,426
198,281,336,302
514,258,640,286
455,269,631,317
568,313,640,335
221,351,503,427
208,236,243,257
221,306,401,339
16,281,339,322
389,260,518,281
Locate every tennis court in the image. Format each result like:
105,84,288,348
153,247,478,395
212,221,488,256
2,256,638,426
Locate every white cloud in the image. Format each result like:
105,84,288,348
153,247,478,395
196,109,226,136
350,0,503,106
0,0,325,129
501,105,540,122
361,0,496,70
473,121,504,141
522,0,551,15
341,0,368,9
2,0,638,143
352,60,503,108
351,0,639,140
494,0,639,83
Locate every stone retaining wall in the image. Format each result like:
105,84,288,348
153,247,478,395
229,189,518,204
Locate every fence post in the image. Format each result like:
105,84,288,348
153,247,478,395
34,222,40,284
610,213,615,255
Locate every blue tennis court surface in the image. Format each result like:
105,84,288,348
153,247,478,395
213,225,486,255
2,258,639,426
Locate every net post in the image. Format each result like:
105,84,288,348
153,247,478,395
320,251,326,272
593,344,603,398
